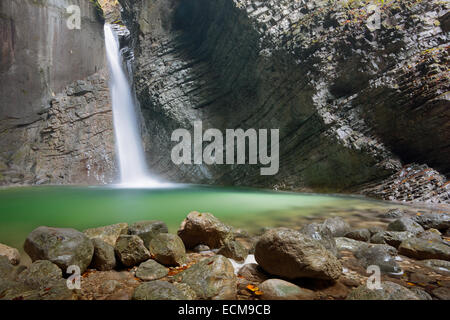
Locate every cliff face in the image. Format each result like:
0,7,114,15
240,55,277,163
0,0,116,185
119,0,449,199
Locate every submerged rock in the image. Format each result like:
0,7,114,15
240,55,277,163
323,217,351,237
24,226,94,274
347,281,419,300
84,223,129,247
387,218,425,235
128,221,168,248
149,233,186,266
398,238,450,261
90,238,116,271
0,243,20,266
176,255,237,300
132,281,187,300
177,212,233,249
259,279,316,300
217,239,248,262
115,235,151,267
135,259,169,281
255,228,342,280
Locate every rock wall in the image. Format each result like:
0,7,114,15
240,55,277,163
0,0,116,185
119,0,449,195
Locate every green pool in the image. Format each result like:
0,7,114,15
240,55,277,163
0,185,403,257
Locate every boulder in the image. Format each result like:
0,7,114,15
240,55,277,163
173,282,197,300
115,235,151,267
413,212,450,231
335,237,369,253
217,239,248,262
24,226,94,274
90,238,116,271
420,259,450,275
354,245,401,274
377,209,404,219
135,259,169,281
84,223,129,246
128,220,168,248
432,287,450,300
0,243,20,265
132,280,187,300
371,231,415,248
149,233,187,266
259,279,316,300
17,260,63,289
176,255,237,300
347,281,419,300
192,244,211,253
344,229,371,242
417,229,442,242
409,287,433,300
177,212,233,249
0,256,14,280
237,263,269,283
255,228,342,280
300,223,338,256
399,238,450,261
323,217,351,237
387,218,424,235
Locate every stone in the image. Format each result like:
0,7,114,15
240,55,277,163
420,259,450,275
128,220,168,248
237,263,269,283
387,218,425,235
84,223,129,247
368,227,385,236
378,209,404,219
90,238,116,271
115,235,151,267
323,217,351,237
135,259,169,281
173,282,197,300
300,222,338,256
371,231,415,248
347,281,419,300
0,256,14,280
344,229,371,242
24,226,94,274
354,245,401,274
132,280,187,300
0,243,20,265
417,229,442,242
17,260,63,289
149,233,187,266
178,212,233,249
432,287,450,300
217,239,248,262
176,255,237,300
259,279,316,300
335,237,369,253
409,287,432,300
398,238,450,261
255,228,342,280
100,280,123,294
413,212,450,231
192,244,211,253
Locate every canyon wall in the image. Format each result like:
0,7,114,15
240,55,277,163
119,0,449,200
0,0,116,185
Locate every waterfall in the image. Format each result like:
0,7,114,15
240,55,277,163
104,24,160,187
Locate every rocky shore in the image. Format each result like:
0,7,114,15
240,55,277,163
0,209,449,300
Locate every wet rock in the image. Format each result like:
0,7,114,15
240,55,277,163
192,244,211,253
398,238,450,261
24,226,94,274
84,223,129,247
176,255,237,300
132,280,187,300
217,239,248,262
115,235,151,267
255,228,342,280
300,223,338,256
410,287,432,300
0,256,14,280
0,243,20,265
368,227,385,236
237,263,269,283
378,209,404,219
344,229,371,242
135,259,168,281
417,229,442,242
335,237,369,253
177,212,233,249
323,217,351,237
371,231,415,248
420,259,450,275
387,218,425,235
173,282,197,300
149,233,186,266
0,280,36,300
128,221,168,248
17,260,62,289
413,212,450,231
259,279,316,300
432,287,450,300
347,281,419,300
90,238,116,271
354,245,401,274
37,279,78,300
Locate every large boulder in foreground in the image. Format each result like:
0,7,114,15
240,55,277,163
255,228,342,280
300,223,338,256
259,279,316,300
128,221,168,248
115,235,151,267
347,281,419,300
84,223,129,247
177,212,233,249
149,233,187,266
24,227,94,274
0,243,20,266
176,255,237,300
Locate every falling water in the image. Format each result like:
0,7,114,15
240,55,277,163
104,24,160,187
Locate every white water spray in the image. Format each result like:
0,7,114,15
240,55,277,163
104,24,160,188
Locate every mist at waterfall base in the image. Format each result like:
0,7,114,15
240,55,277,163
104,25,162,188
